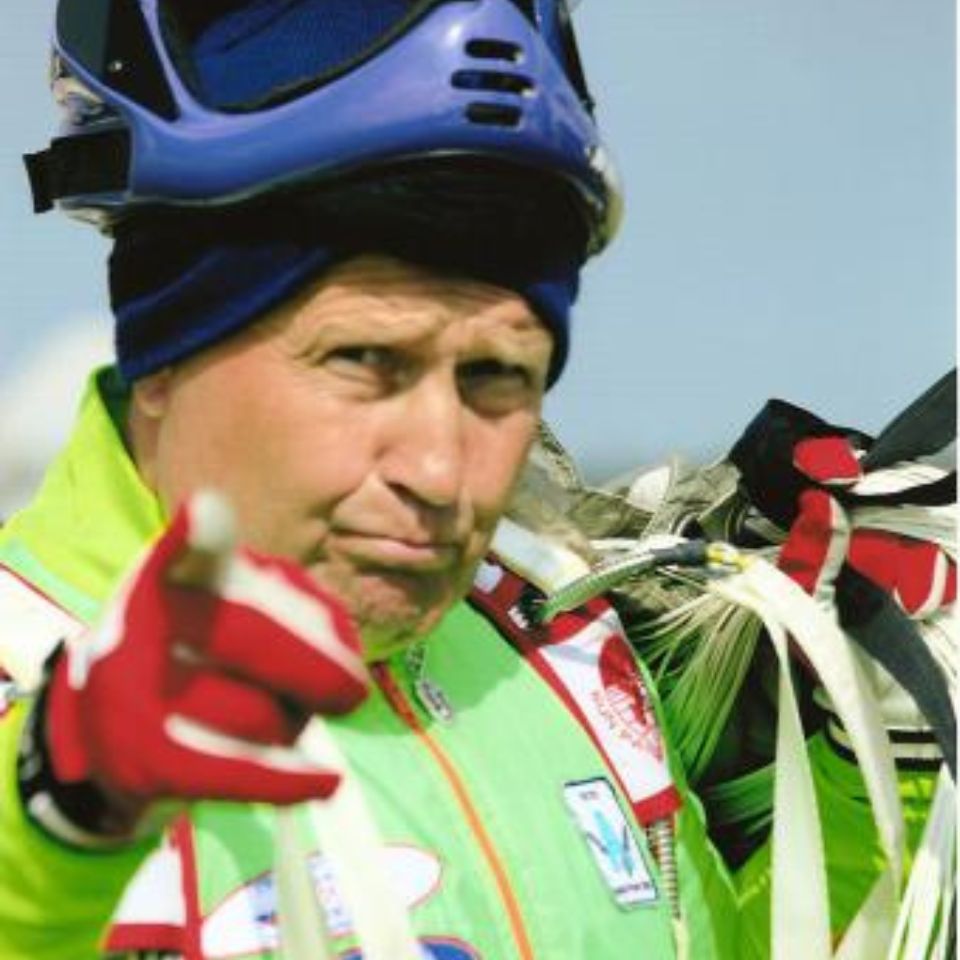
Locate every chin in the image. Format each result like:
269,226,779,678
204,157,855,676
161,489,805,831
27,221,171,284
356,596,449,656
307,560,474,660
353,577,465,661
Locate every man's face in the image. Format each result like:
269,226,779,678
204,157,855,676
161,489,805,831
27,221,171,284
134,255,553,660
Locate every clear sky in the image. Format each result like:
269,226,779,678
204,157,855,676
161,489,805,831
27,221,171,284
0,1,955,484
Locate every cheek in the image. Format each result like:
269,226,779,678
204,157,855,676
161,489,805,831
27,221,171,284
463,413,538,515
155,371,364,540
152,401,237,512
225,420,366,553
238,416,386,561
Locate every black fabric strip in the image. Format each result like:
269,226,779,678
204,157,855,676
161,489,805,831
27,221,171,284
23,151,55,213
862,370,957,471
836,567,956,780
886,727,940,744
22,131,131,214
824,724,944,773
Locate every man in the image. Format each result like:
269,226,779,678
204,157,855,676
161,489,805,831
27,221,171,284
0,1,739,958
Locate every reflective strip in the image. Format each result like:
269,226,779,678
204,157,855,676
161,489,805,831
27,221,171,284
0,564,83,690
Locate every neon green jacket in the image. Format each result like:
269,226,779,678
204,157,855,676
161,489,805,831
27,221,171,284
0,370,740,959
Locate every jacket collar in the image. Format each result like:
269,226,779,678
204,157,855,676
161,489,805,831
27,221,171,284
0,367,164,622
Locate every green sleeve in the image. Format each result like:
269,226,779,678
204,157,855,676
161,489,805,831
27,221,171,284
0,703,157,960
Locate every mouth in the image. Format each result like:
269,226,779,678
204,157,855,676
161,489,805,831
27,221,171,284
331,531,462,572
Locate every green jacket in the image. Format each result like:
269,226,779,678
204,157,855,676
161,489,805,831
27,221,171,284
0,370,739,959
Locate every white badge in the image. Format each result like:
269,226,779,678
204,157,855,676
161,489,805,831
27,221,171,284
563,778,658,909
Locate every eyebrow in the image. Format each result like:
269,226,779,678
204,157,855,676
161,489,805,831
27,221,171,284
460,321,553,368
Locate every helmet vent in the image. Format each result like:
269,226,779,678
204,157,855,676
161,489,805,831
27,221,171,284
452,70,533,96
455,44,533,129
464,102,523,128
464,38,522,62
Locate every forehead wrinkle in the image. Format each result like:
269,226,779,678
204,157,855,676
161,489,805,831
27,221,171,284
281,265,545,356
324,253,533,313
299,290,439,343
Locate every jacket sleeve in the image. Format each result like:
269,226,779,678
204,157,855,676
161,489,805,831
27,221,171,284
0,702,156,960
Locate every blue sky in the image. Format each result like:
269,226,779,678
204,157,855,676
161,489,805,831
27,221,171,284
0,1,954,480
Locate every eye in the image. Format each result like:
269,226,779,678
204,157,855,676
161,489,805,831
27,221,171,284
324,345,400,381
457,358,542,413
327,346,394,369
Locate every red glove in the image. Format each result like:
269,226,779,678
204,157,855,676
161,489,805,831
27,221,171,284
44,491,368,833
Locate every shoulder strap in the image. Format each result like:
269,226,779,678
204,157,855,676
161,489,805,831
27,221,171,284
472,524,681,826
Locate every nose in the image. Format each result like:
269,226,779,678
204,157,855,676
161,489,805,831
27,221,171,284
380,373,466,510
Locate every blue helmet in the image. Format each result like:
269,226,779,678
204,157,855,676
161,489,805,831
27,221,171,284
26,0,622,255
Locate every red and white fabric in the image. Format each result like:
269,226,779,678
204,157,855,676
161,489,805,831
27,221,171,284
45,490,369,837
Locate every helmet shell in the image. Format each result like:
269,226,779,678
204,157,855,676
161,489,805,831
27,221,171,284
46,0,622,251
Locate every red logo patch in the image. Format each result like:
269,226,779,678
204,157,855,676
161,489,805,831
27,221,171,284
595,638,663,762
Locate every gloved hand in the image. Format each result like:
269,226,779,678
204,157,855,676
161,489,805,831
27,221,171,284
38,490,368,840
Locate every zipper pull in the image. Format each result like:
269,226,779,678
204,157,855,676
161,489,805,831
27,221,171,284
405,642,455,725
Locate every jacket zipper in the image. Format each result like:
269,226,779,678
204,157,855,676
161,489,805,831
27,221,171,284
372,662,536,960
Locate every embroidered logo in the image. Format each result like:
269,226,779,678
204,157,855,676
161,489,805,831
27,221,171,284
563,778,658,908
594,636,664,762
201,844,442,957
